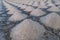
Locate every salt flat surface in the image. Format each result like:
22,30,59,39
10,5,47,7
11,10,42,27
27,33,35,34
10,19,45,40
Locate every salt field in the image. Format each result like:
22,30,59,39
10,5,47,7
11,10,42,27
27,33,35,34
0,0,60,40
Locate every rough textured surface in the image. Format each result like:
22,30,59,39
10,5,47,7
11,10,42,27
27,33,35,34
10,19,45,40
47,5,60,12
24,6,34,12
4,1,27,21
32,2,39,7
30,8,46,16
40,13,60,30
20,5,27,9
0,0,60,40
8,12,27,21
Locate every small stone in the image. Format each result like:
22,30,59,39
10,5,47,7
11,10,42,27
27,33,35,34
40,13,60,30
10,19,45,40
30,8,46,16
